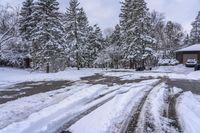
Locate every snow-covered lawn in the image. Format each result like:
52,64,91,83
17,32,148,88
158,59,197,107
103,64,200,81
0,67,103,88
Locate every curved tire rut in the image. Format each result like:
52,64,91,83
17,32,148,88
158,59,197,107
121,78,184,133
120,80,163,133
164,90,183,133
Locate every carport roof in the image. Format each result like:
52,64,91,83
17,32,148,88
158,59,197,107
176,44,200,52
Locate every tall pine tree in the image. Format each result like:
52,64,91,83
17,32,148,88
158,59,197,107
64,0,90,70
190,11,200,44
120,0,155,68
19,0,35,62
31,0,66,72
108,24,122,68
91,25,105,66
19,0,34,42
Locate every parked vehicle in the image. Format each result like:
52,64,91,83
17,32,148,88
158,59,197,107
185,59,197,67
194,64,200,71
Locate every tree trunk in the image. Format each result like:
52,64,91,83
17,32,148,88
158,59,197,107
76,52,80,70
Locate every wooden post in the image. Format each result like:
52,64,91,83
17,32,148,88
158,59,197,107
46,63,49,73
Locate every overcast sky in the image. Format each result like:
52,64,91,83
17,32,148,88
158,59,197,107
1,0,200,33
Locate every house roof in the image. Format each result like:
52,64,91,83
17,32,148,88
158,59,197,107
176,44,200,52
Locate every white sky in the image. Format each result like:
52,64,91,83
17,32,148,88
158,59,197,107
0,0,200,32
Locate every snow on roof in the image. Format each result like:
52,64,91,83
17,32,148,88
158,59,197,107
176,44,200,52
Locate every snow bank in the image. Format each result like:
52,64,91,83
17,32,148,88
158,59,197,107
177,92,200,133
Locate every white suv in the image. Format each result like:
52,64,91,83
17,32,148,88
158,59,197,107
185,59,197,67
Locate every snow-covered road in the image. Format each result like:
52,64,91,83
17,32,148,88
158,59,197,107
0,79,160,133
1,66,200,133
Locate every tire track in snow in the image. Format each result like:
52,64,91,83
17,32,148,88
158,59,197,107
0,83,92,129
164,88,183,133
1,83,142,133
58,96,114,133
58,84,149,133
60,80,160,133
123,78,184,133
121,79,163,133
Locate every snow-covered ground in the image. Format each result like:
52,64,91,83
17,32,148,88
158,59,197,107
69,80,159,133
0,67,103,88
0,79,159,133
1,65,200,133
103,64,200,81
0,65,200,89
177,92,200,133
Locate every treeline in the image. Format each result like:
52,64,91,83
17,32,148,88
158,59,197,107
0,0,199,72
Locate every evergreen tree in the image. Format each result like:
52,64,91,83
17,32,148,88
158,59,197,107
85,25,105,67
64,0,90,70
19,0,34,42
108,24,122,68
19,0,35,60
84,26,95,67
31,0,66,72
77,8,90,67
92,24,105,65
190,11,200,44
120,0,155,68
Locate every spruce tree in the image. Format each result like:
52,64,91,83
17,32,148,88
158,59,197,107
64,0,85,70
84,26,95,67
19,0,34,42
85,25,105,67
19,0,35,62
92,25,105,63
108,24,122,68
31,0,66,72
77,8,90,67
190,11,200,44
120,0,155,68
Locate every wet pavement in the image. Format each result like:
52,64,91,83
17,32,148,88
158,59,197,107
0,80,72,104
167,79,200,95
81,74,153,86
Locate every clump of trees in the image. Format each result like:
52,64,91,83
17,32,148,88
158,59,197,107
0,0,199,72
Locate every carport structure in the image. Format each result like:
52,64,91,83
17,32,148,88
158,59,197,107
176,44,200,64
